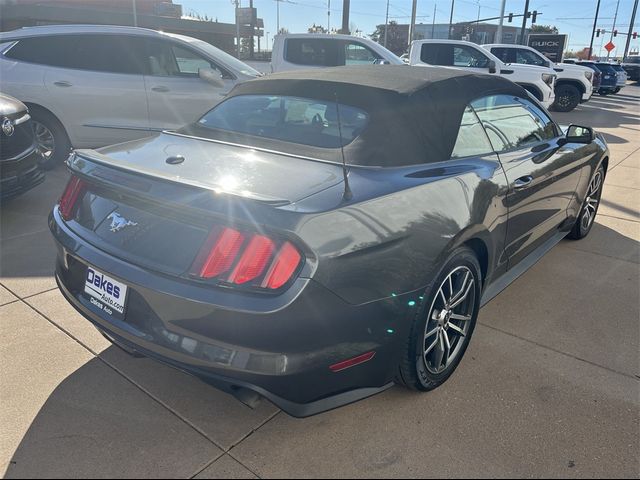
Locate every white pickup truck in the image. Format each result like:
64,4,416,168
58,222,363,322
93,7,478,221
483,43,594,112
409,40,556,109
270,33,404,73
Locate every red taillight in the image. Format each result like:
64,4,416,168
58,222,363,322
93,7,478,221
193,227,245,278
190,227,303,291
59,176,86,221
262,242,302,290
228,235,275,284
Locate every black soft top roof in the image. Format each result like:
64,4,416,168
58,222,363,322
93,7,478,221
187,65,528,167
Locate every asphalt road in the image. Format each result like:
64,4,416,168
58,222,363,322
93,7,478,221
1,85,638,479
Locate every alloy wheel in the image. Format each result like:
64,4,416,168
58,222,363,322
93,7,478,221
423,266,475,374
33,120,56,162
581,170,602,231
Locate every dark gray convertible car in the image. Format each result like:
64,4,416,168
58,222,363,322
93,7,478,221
50,66,609,417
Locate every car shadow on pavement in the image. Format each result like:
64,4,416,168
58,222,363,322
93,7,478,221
3,354,224,479
597,131,630,145
3,224,638,478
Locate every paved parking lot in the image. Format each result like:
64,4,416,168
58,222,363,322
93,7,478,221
1,85,639,479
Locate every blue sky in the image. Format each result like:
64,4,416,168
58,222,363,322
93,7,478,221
180,0,639,57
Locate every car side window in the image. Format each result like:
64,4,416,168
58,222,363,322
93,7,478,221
284,38,340,67
451,106,494,158
518,97,559,139
71,35,146,74
515,49,546,66
144,40,230,79
4,36,69,67
490,47,515,64
453,46,490,68
420,44,489,68
5,35,145,74
344,42,382,65
471,95,556,152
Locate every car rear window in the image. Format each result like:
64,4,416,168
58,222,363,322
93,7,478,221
284,38,340,66
198,95,369,148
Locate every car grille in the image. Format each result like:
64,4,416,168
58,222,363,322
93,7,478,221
0,117,36,161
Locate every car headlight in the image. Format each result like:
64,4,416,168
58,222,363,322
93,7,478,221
603,74,611,79
584,71,593,81
541,73,556,86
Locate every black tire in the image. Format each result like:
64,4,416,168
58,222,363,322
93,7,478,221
29,106,71,170
552,84,581,112
396,247,481,391
613,87,621,93
567,165,605,240
598,89,610,96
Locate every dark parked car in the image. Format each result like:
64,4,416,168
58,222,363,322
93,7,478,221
50,66,609,417
564,59,602,92
578,62,618,94
0,93,44,199
622,56,640,81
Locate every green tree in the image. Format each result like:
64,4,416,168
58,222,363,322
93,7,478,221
371,21,407,55
530,25,559,34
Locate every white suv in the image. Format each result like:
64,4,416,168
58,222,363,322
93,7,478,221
0,25,261,167
409,40,556,109
483,44,594,112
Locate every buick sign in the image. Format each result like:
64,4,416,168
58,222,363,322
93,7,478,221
527,34,568,63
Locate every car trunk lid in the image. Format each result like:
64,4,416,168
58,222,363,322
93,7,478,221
77,132,344,205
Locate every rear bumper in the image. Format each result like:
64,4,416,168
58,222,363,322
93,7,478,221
0,148,45,199
50,207,413,417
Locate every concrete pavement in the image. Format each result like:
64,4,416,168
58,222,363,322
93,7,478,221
1,84,638,478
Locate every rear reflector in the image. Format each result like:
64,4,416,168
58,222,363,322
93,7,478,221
329,351,376,373
190,227,303,291
59,176,86,221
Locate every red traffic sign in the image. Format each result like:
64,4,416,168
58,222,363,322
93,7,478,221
604,41,616,52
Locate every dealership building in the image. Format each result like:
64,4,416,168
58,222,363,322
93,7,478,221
0,0,244,54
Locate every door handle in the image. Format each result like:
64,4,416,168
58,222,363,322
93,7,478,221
514,176,533,190
53,81,72,87
151,86,170,93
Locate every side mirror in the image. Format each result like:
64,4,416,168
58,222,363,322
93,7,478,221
199,68,225,88
566,124,594,144
488,60,497,74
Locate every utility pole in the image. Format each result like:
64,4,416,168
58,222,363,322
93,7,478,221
234,0,240,58
624,0,639,59
408,0,417,47
447,0,455,39
328,0,331,31
341,0,350,34
276,0,280,33
132,0,138,27
588,0,601,60
519,0,530,44
496,0,506,43
384,0,389,47
607,0,621,59
249,0,254,60
432,3,437,39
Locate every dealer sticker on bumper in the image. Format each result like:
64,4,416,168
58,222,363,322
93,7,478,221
84,266,127,316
